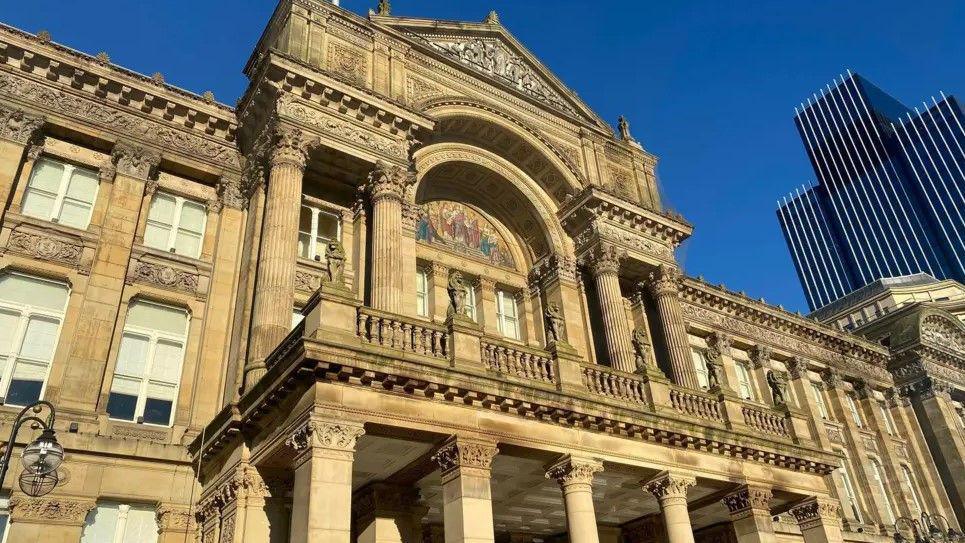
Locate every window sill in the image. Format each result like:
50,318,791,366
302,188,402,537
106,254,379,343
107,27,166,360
132,244,212,272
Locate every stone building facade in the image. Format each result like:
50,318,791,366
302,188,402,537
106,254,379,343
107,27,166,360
0,1,961,542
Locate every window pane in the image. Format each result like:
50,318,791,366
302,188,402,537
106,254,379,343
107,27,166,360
297,233,313,259
147,194,177,226
123,506,159,543
28,159,64,192
150,339,183,384
142,397,173,426
106,391,138,421
0,309,21,355
178,201,206,234
0,274,69,310
81,503,120,543
114,334,150,378
173,230,201,257
126,303,187,336
21,191,56,221
143,223,172,250
57,199,93,229
18,315,60,361
5,379,42,406
316,211,339,241
64,167,98,203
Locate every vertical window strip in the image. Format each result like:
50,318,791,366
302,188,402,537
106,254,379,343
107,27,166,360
415,270,429,317
736,362,754,400
690,350,710,389
298,203,341,261
496,290,519,340
839,459,863,522
871,459,896,525
811,382,830,419
847,393,863,427
901,465,924,516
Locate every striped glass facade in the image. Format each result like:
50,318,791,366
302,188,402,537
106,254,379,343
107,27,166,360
777,72,964,310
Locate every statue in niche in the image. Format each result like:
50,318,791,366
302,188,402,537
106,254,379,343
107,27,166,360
706,360,721,390
325,241,346,285
544,303,565,343
766,370,789,406
631,329,651,373
447,271,468,318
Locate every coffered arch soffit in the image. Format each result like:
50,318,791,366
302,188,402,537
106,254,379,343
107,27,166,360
420,97,586,203
413,142,571,264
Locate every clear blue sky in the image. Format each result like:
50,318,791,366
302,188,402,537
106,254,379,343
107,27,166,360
3,0,962,313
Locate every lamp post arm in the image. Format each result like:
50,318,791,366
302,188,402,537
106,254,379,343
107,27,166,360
0,401,57,493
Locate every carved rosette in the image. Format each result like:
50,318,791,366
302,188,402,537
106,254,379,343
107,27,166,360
545,455,603,489
270,126,319,170
749,344,771,369
111,141,161,180
366,160,416,203
285,419,365,455
585,243,626,277
156,504,197,533
721,485,773,516
644,264,682,298
8,496,96,525
642,471,696,505
431,436,498,480
789,497,841,530
0,104,44,144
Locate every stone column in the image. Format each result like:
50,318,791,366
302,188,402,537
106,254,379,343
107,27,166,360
643,265,700,389
586,244,635,372
431,436,499,543
545,455,604,543
156,505,198,543
7,495,96,543
286,418,366,543
366,161,415,314
0,105,44,224
722,485,776,543
789,497,844,543
354,483,426,543
246,127,318,389
908,379,965,525
642,471,697,543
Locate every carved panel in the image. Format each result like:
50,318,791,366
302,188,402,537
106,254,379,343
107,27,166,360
126,258,203,298
7,227,89,272
327,42,367,84
277,96,406,160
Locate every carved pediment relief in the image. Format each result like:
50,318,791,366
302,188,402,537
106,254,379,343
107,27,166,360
921,314,965,355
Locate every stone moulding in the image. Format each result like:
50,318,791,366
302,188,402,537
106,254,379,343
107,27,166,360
126,258,204,299
6,226,91,274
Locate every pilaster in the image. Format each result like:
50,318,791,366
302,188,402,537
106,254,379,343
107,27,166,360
0,105,44,224
722,485,775,543
431,436,499,543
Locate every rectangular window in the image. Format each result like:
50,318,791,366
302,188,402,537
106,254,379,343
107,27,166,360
901,465,924,516
81,502,158,543
107,301,188,426
735,362,754,400
690,350,710,389
144,192,207,258
878,401,895,434
870,459,896,525
298,203,340,261
22,157,99,230
846,393,863,427
811,382,830,419
0,273,69,406
840,458,863,522
463,283,477,322
496,289,520,340
415,270,429,317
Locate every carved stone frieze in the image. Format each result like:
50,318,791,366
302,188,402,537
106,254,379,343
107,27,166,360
826,425,844,444
642,471,696,502
431,436,498,477
593,221,674,260
327,42,367,84
277,96,406,160
8,229,86,271
0,103,44,144
8,496,96,525
544,455,603,488
285,420,365,453
721,485,773,515
127,260,201,297
156,504,197,533
921,315,965,356
405,75,445,106
112,141,161,179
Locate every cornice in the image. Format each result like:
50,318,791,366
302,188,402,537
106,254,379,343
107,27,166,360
559,186,693,247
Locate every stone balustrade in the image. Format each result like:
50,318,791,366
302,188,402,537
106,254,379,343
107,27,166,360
582,365,649,406
356,307,449,359
481,339,555,384
741,403,792,438
669,387,724,423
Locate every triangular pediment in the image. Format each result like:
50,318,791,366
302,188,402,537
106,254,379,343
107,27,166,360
372,15,608,129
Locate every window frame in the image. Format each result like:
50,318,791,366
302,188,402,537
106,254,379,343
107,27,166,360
900,464,924,517
298,202,342,262
463,282,477,322
735,361,755,400
143,191,208,258
21,156,100,230
811,382,830,419
0,273,69,407
495,289,520,340
869,457,896,525
878,401,895,435
415,269,429,318
107,301,189,427
846,393,863,427
690,349,710,390
81,501,159,543
839,454,864,522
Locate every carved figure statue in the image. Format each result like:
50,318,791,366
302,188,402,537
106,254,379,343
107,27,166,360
447,271,468,318
376,0,391,16
544,303,565,343
631,329,651,373
325,241,346,284
766,370,789,406
618,116,635,142
706,361,721,390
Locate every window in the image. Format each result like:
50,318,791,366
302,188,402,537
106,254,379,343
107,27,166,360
0,273,69,406
901,465,924,516
415,270,429,317
846,393,863,427
463,283,477,322
292,309,304,329
735,362,754,400
878,401,895,435
811,382,830,419
144,192,206,258
870,458,896,525
839,458,863,522
107,301,188,426
691,350,710,389
21,157,99,229
81,502,158,543
298,204,340,261
496,289,520,340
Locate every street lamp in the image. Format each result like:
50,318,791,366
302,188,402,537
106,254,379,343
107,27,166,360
0,401,64,497
894,513,963,543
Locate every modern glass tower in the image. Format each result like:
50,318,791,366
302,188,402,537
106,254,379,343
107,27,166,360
777,71,964,310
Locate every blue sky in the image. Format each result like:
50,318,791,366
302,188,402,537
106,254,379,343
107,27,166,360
3,0,962,313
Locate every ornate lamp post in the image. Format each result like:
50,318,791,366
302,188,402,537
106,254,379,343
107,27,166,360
894,513,963,543
0,400,65,497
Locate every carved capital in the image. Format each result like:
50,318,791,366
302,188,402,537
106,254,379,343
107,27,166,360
642,471,696,502
431,436,498,478
545,455,603,488
366,160,416,203
821,367,841,389
722,485,773,515
217,176,246,210
705,331,731,363
644,264,682,298
0,104,44,144
270,126,318,170
789,497,841,530
788,356,809,380
26,137,45,161
585,243,625,276
749,344,771,369
112,141,161,179
9,496,96,525
402,201,421,230
852,378,871,400
156,504,197,533
285,419,365,454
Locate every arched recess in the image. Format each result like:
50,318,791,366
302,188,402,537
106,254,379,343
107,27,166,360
420,97,586,206
412,142,571,266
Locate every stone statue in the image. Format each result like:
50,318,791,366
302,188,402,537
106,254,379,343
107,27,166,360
631,329,650,373
447,271,468,318
618,116,635,142
706,361,721,390
544,302,565,343
376,0,390,16
766,370,789,406
325,241,346,284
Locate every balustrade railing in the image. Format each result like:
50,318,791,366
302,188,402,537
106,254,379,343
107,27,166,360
741,404,791,438
669,387,724,423
481,339,555,384
582,366,649,405
356,308,449,359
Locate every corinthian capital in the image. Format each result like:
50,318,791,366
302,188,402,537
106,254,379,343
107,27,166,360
749,344,771,369
270,126,319,169
431,436,498,479
721,485,773,515
789,497,841,529
585,243,625,276
285,419,365,453
643,264,682,298
112,142,161,179
545,455,604,488
642,470,696,502
0,105,44,145
366,160,416,203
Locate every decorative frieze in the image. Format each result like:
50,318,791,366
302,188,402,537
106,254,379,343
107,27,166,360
544,455,604,488
126,260,202,297
0,103,44,144
8,496,96,525
8,229,86,271
277,95,406,160
112,141,161,179
921,315,965,356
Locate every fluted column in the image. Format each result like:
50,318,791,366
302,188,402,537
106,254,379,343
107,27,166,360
643,265,700,389
642,471,697,543
789,497,844,543
587,245,635,372
722,485,776,543
246,127,317,389
431,436,499,543
545,455,604,543
366,161,415,313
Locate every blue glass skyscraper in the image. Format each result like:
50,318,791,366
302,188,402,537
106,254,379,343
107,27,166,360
777,71,964,310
